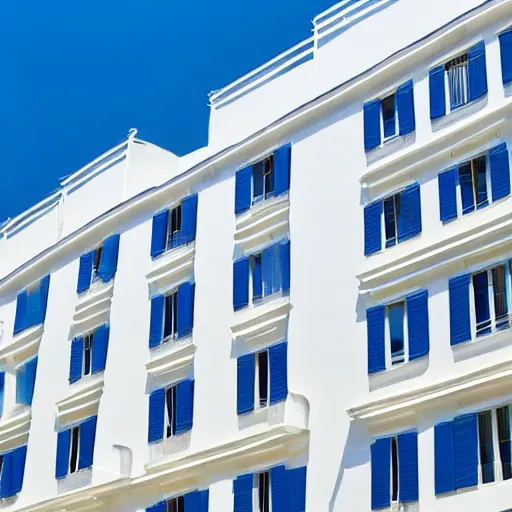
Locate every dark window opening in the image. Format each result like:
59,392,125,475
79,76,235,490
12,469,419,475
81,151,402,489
92,245,103,279
167,496,185,512
0,455,4,479
383,195,399,248
391,437,399,502
69,426,80,474
492,266,509,331
257,350,269,407
445,54,469,110
382,93,397,139
459,155,488,215
252,254,263,301
478,410,495,483
388,302,405,365
84,334,93,376
473,270,492,337
252,156,275,204
167,205,183,248
163,292,178,340
498,406,512,481
257,471,270,512
166,386,178,438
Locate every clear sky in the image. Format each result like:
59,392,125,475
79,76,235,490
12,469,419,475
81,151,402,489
0,0,336,221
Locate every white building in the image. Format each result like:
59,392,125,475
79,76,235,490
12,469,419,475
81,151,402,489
0,0,511,510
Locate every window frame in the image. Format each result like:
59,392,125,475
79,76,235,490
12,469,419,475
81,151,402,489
162,289,179,343
83,333,93,377
69,425,80,475
251,155,275,205
248,246,283,305
380,92,399,143
166,496,185,512
166,204,183,249
254,470,271,512
444,53,470,112
164,385,178,439
458,153,490,216
254,349,270,410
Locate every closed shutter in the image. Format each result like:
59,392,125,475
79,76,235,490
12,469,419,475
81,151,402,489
78,416,97,470
13,290,28,335
98,234,121,283
429,65,446,119
11,445,27,495
398,432,419,502
175,379,194,434
490,143,511,202
0,372,5,417
397,80,415,136
454,414,478,489
269,342,288,404
233,473,253,512
233,258,250,311
371,437,391,510
0,451,13,498
199,490,209,512
235,166,252,214
55,429,71,479
367,305,385,374
274,144,292,197
177,282,195,338
146,502,166,512
280,240,291,293
407,290,429,361
288,466,307,512
468,41,488,102
271,465,287,512
438,169,458,222
91,325,110,374
69,337,84,384
363,99,381,152
24,357,38,406
237,354,255,415
398,183,422,242
499,28,512,85
149,295,164,348
435,421,456,494
364,201,382,255
148,388,165,443
181,194,199,245
184,491,200,512
449,274,471,345
38,275,51,325
77,251,94,293
151,211,168,259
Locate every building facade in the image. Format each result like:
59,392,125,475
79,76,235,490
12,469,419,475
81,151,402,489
0,0,511,510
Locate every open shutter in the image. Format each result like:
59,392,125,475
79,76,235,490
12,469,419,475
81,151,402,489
233,258,249,311
98,234,121,283
454,414,478,489
38,275,50,325
438,169,458,222
91,325,109,374
149,295,164,348
234,473,253,512
398,432,419,502
274,144,292,196
367,306,385,374
181,194,199,244
499,29,512,85
397,80,415,136
271,465,288,512
280,240,291,293
398,183,421,242
288,466,307,512
78,416,97,470
459,163,475,214
364,201,382,255
148,388,165,442
0,452,13,498
435,421,456,494
407,290,429,361
0,372,5,417
69,337,84,384
237,354,255,415
199,490,209,512
429,65,446,119
269,342,288,404
77,251,94,293
11,445,27,495
13,290,28,335
177,282,195,338
468,41,488,102
363,99,381,152
151,211,168,259
449,274,471,345
146,502,166,512
24,356,38,406
175,379,194,434
55,429,71,479
490,143,511,202
235,166,252,215
371,437,391,510
184,491,201,512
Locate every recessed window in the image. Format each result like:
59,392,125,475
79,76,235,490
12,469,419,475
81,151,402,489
498,406,512,481
92,244,103,281
388,302,405,365
391,437,399,503
163,291,178,341
256,471,270,512
252,156,275,205
166,496,185,512
83,334,93,376
165,386,178,438
255,350,269,409
459,155,488,215
69,426,80,474
383,195,400,248
167,204,183,249
250,245,283,301
382,93,398,140
445,54,469,111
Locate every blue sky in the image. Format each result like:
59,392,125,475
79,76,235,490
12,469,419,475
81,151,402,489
0,0,335,220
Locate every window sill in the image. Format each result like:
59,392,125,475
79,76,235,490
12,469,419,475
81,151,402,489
369,355,429,391
0,324,43,368
149,431,191,462
431,94,487,133
57,468,93,495
72,281,114,337
0,408,30,453
452,327,512,363
365,132,416,166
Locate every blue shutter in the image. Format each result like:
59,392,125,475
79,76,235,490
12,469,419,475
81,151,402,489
91,325,109,374
397,80,415,136
24,356,38,406
367,306,385,374
148,388,165,442
473,271,491,336
0,372,5,417
429,65,446,119
499,29,512,85
269,342,288,404
233,473,253,512
69,337,84,384
398,183,421,242
184,491,201,512
398,432,418,502
181,194,199,245
280,240,290,293
233,258,249,311
237,354,255,415
407,290,429,361
98,234,121,283
78,415,97,470
11,445,27,496
15,364,26,405
274,144,292,197
271,465,287,512
459,163,475,214
149,295,164,348
288,466,307,512
435,421,456,494
468,41,488,102
55,429,71,479
490,143,511,202
262,245,277,297
199,490,209,512
176,379,194,434
177,282,195,338
37,275,51,326
13,290,28,335
235,166,252,214
454,414,478,489
253,255,262,300
371,437,391,510
146,502,166,512
0,451,13,498
363,99,381,152
151,211,168,259
438,169,458,222
449,274,471,345
364,201,382,256
77,251,94,293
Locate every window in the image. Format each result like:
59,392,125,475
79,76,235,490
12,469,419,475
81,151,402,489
391,437,399,502
83,334,92,376
256,471,270,512
446,54,469,110
69,426,80,474
255,350,269,409
499,27,512,86
250,245,282,301
252,156,275,204
165,386,178,438
382,93,398,140
383,194,400,248
459,155,488,214
15,357,38,406
13,275,50,335
167,204,182,249
163,291,178,341
166,497,185,512
388,302,405,365
92,244,103,281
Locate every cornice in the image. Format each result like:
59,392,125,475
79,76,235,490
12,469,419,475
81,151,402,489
0,325,43,369
0,408,31,453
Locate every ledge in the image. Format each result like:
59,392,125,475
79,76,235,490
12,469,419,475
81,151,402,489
0,408,31,453
146,342,195,380
0,325,43,369
56,378,104,428
72,283,113,337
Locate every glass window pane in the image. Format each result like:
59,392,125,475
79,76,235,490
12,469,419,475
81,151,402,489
383,197,397,248
498,406,512,481
264,157,275,197
459,162,475,215
446,56,468,110
478,411,495,483
382,94,396,139
473,271,491,336
388,303,405,364
473,156,488,210
252,163,264,203
492,266,509,330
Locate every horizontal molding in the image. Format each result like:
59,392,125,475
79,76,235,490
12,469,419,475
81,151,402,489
0,408,30,454
0,325,43,370
146,342,196,388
